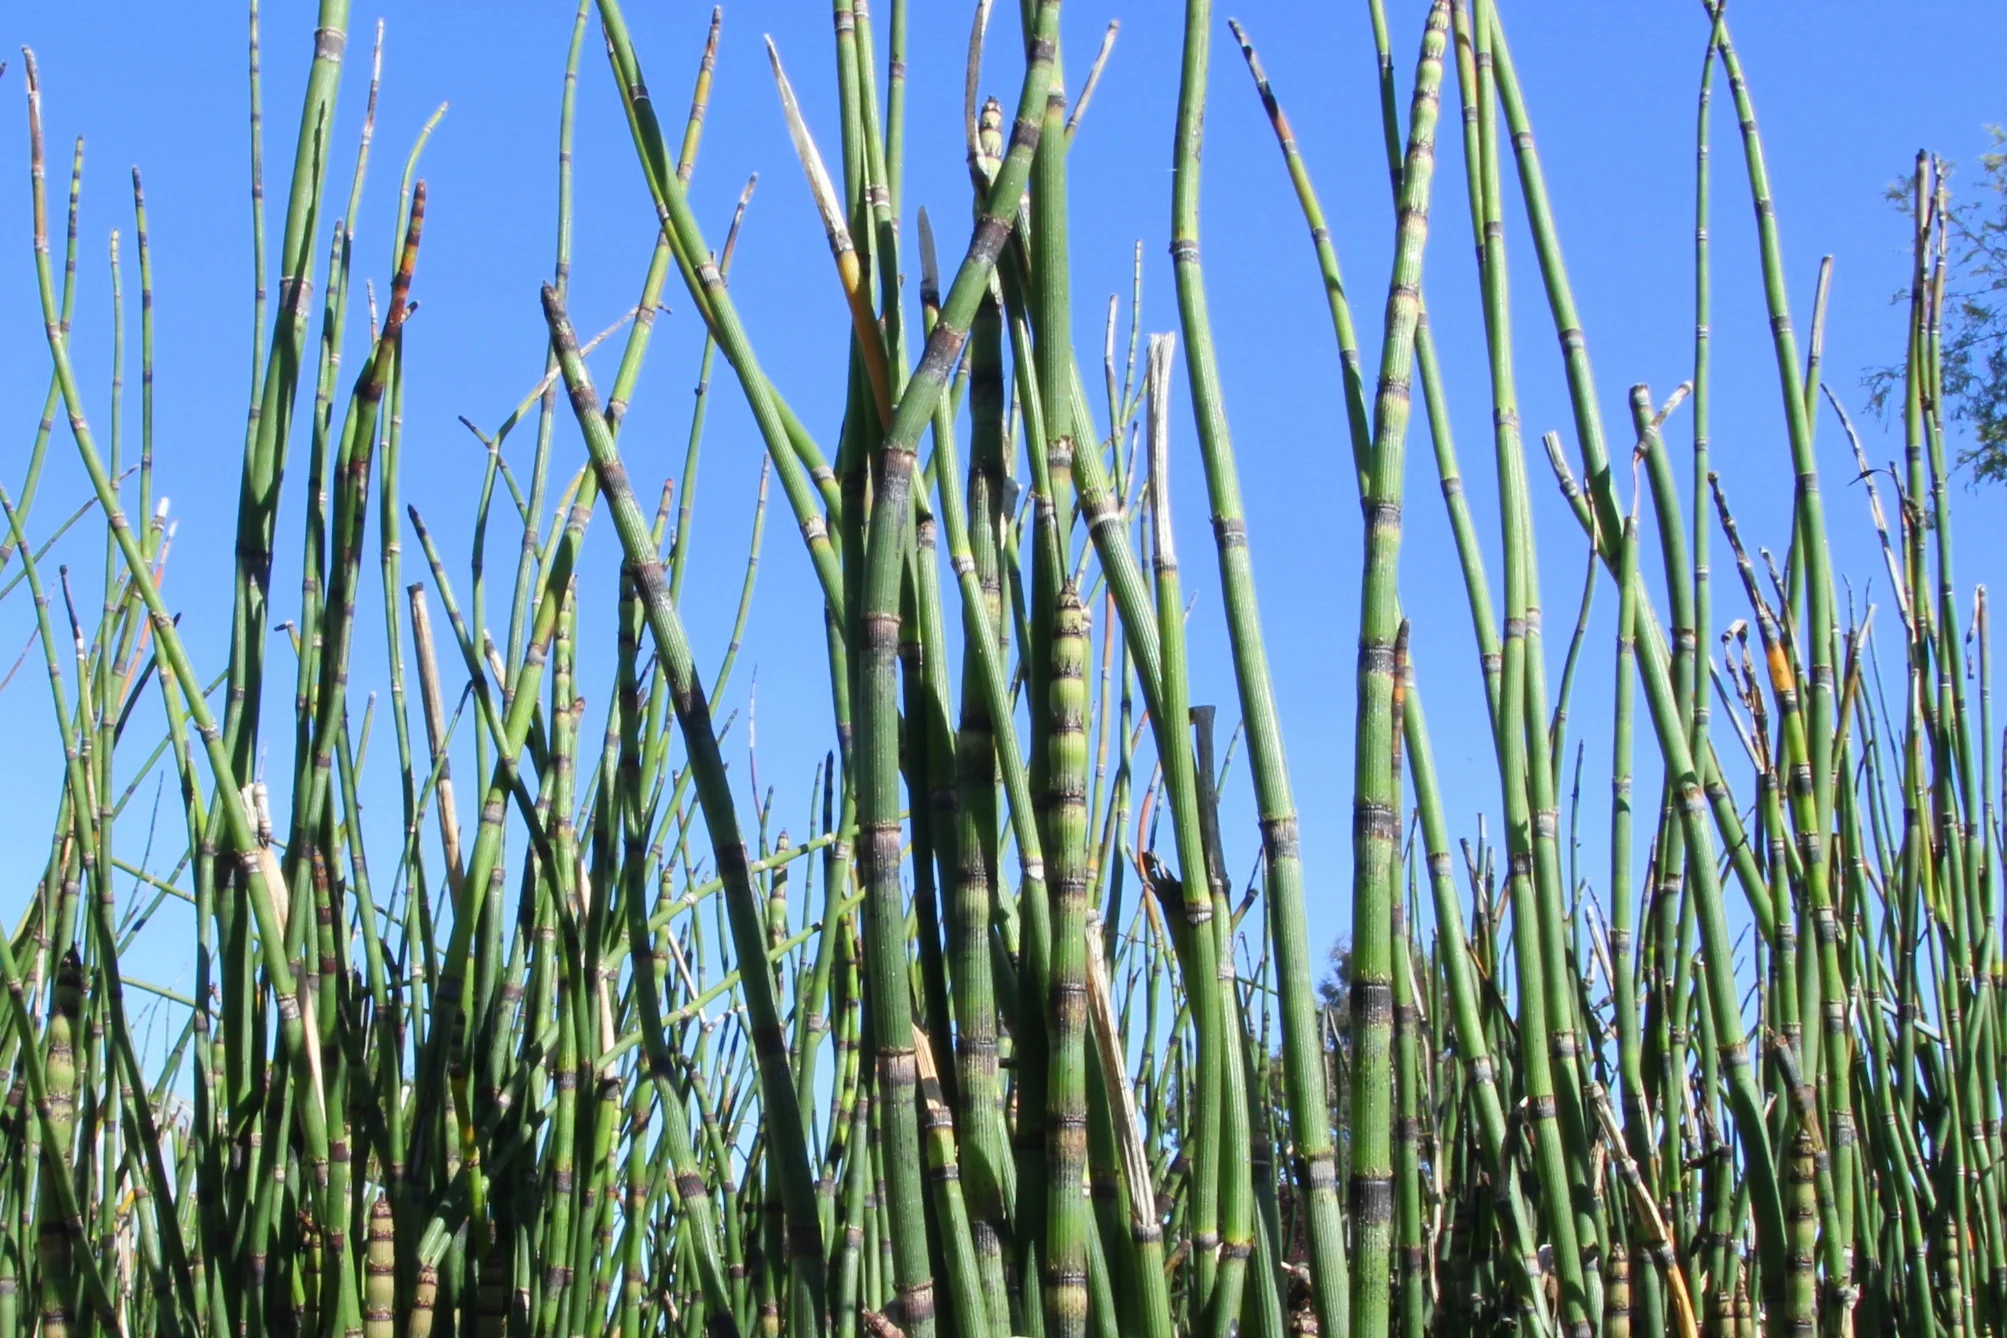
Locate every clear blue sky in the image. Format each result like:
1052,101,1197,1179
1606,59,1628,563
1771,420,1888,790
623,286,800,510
3,2,2002,1005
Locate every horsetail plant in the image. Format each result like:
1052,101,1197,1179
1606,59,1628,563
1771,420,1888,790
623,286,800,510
3,5,2003,1338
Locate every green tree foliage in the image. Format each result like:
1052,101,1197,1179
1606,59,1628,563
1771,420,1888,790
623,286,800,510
1872,125,2007,481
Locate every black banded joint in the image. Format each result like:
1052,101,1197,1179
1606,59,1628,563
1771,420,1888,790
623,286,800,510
1358,640,1399,676
1261,814,1300,861
570,376,611,428
1048,1108,1089,1136
1353,799,1399,845
861,609,902,656
278,275,318,319
917,326,968,384
1364,498,1403,532
863,820,904,871
1350,979,1394,1027
1350,1174,1394,1225
897,1284,937,1324
1080,490,1122,529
